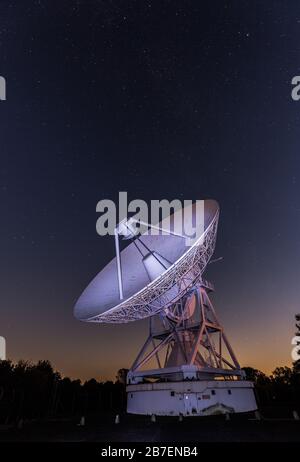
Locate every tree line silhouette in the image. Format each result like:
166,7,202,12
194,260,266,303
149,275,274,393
0,360,127,424
0,315,299,424
0,360,299,424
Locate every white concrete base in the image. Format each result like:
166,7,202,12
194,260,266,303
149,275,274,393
127,380,257,416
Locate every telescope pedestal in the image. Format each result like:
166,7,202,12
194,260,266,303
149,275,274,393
126,283,257,416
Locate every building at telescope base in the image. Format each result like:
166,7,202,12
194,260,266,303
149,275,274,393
127,366,256,416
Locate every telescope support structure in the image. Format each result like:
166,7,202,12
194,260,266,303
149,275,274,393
126,281,257,416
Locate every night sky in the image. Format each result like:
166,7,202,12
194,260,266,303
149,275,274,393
1,0,300,381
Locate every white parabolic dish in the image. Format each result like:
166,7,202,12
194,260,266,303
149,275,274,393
74,199,219,323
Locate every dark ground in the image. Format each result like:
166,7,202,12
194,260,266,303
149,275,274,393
0,413,300,442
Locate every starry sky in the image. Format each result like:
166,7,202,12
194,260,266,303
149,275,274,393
1,0,300,381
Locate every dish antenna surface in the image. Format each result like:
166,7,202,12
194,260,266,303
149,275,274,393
74,199,257,416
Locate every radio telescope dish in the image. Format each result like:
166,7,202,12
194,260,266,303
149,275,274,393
74,199,219,323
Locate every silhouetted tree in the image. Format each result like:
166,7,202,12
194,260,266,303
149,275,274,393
116,368,129,384
242,367,270,385
272,367,293,385
242,367,272,405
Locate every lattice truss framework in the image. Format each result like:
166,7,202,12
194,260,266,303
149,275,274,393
88,211,219,323
131,285,241,374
